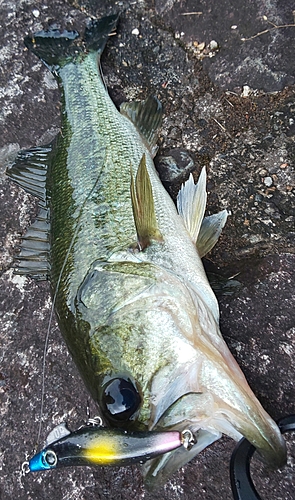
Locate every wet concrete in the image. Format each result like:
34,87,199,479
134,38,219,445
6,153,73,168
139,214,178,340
0,1,294,499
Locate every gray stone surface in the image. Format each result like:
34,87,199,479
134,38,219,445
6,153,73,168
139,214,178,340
0,1,294,499
155,0,295,91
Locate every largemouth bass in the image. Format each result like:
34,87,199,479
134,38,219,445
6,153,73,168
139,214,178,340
8,14,286,487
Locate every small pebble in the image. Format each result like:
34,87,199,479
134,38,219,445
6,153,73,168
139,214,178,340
32,9,40,17
264,176,273,187
259,169,268,176
132,28,139,36
231,25,238,30
209,40,218,50
241,86,251,98
198,42,206,51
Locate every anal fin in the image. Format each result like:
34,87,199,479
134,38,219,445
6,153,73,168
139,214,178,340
121,96,162,157
130,154,163,250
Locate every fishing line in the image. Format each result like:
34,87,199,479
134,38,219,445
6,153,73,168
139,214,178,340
99,62,107,90
36,171,103,450
36,241,73,450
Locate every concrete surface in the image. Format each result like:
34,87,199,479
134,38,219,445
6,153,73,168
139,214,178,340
0,1,294,499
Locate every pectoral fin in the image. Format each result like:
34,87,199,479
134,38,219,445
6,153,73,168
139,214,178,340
130,154,163,250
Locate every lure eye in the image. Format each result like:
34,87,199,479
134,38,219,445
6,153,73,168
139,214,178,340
42,450,57,468
101,377,141,423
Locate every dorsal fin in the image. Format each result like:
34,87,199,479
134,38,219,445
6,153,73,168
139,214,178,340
130,154,163,250
177,168,207,243
7,145,52,280
6,145,53,200
120,96,163,157
197,210,228,258
16,204,51,280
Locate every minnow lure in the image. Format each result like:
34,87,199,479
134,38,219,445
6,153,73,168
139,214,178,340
24,422,194,472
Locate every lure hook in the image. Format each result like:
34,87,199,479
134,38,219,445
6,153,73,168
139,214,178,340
86,416,103,427
21,461,30,476
181,429,196,450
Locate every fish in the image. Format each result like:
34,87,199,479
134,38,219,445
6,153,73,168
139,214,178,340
7,13,286,488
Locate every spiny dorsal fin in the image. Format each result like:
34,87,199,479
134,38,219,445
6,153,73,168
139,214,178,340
197,210,228,258
6,145,53,200
177,168,207,243
130,154,163,250
121,96,163,157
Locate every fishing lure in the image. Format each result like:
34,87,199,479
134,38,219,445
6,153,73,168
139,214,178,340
24,421,195,472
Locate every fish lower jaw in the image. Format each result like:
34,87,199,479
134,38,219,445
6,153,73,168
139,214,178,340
149,390,286,472
212,407,287,470
239,422,287,469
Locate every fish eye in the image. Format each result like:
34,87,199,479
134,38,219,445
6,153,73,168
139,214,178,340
101,377,141,423
42,450,57,468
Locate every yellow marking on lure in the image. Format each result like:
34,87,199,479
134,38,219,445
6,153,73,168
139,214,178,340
83,436,119,464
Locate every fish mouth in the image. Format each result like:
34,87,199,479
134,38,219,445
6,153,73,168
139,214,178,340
135,305,287,490
140,382,286,489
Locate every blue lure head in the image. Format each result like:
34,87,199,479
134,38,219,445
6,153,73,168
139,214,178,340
29,449,58,471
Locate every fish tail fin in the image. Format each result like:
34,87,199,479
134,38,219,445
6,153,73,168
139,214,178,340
83,14,119,53
24,13,119,73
